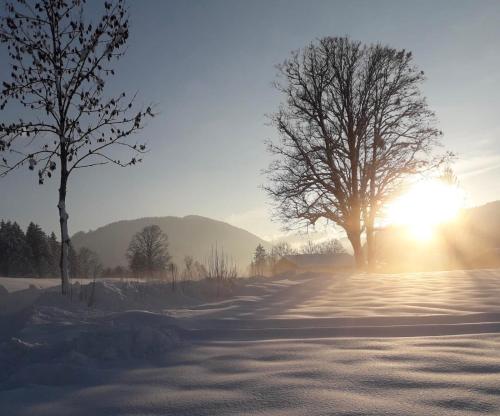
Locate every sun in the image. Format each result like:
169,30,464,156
384,179,465,241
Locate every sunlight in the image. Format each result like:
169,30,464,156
384,179,466,241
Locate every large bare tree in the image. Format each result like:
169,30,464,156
0,0,153,294
266,37,444,269
362,46,446,269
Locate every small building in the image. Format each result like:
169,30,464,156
273,253,354,275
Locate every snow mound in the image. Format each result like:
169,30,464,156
0,277,238,317
68,279,237,311
73,310,181,360
0,309,181,388
0,281,185,389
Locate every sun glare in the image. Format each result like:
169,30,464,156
384,179,465,241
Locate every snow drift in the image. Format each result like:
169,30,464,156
2,270,500,415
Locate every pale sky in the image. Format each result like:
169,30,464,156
1,0,500,240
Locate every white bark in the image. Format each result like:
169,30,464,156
58,199,70,295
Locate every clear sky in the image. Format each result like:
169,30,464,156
1,0,500,240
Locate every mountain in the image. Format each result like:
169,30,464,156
71,215,270,271
461,200,500,246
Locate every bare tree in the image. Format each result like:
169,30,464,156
204,245,237,297
0,0,153,294
194,260,208,280
266,37,445,269
181,257,208,281
266,37,373,268
168,262,178,291
299,241,319,255
271,241,295,258
182,255,194,281
205,244,237,281
362,46,447,270
126,225,170,278
299,239,346,255
267,241,295,275
77,246,102,279
322,239,346,255
440,166,459,186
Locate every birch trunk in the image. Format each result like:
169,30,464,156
58,147,70,295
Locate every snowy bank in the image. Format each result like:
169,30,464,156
0,279,217,389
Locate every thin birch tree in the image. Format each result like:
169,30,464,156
0,0,153,293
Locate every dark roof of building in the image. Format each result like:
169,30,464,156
280,253,354,268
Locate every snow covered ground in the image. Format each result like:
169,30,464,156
1,270,500,415
0,277,141,293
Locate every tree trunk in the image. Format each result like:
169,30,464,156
347,230,365,270
365,201,377,272
347,197,365,270
58,153,70,295
366,130,380,273
366,221,376,272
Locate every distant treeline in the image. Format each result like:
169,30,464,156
0,220,104,279
0,220,238,281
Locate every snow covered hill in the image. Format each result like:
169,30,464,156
71,215,270,270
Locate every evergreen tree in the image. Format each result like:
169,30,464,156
47,232,61,278
68,243,79,279
252,244,267,276
25,222,51,277
0,221,32,276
